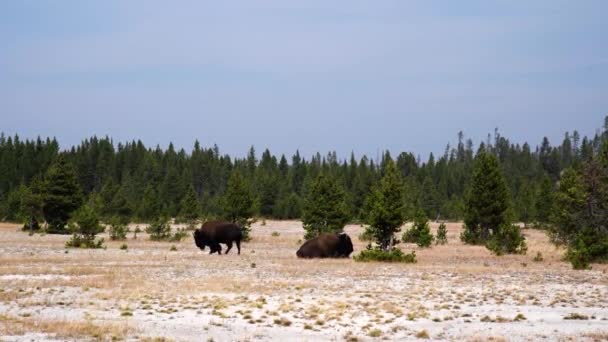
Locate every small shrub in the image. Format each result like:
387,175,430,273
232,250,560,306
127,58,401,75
120,243,128,250
514,313,527,321
66,234,105,248
565,228,608,270
271,231,280,237
564,313,589,320
65,205,105,249
415,330,430,339
169,229,188,242
132,226,141,239
533,252,544,262
368,329,382,337
273,317,291,326
486,223,527,255
354,248,416,263
170,245,177,251
146,217,171,241
436,223,447,245
108,217,128,241
402,211,434,247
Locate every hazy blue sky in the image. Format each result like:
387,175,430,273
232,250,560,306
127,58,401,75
1,1,607,160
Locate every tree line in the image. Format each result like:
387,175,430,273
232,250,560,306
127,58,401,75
1,120,605,225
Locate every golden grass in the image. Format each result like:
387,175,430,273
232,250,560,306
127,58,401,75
0,314,133,340
1,220,607,340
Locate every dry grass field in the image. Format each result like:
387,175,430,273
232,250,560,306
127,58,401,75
1,220,607,341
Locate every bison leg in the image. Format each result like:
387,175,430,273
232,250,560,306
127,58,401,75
236,240,241,255
225,241,233,254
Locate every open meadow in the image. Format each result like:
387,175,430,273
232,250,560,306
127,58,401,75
1,221,607,341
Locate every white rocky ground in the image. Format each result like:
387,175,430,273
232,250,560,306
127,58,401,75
1,221,607,341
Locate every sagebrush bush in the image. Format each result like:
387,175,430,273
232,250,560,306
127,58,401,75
354,247,416,263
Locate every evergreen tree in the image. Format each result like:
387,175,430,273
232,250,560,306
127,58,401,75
461,151,527,254
43,156,84,234
403,210,434,247
516,181,537,226
108,216,128,240
221,170,255,240
551,141,608,268
419,176,440,219
301,173,349,240
535,175,554,226
273,192,302,219
461,151,511,244
146,216,172,241
363,159,406,250
20,176,44,231
138,185,161,222
179,184,200,224
436,222,448,245
109,186,132,224
65,204,104,248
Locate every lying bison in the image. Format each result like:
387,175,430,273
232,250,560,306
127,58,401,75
193,220,243,255
296,232,354,258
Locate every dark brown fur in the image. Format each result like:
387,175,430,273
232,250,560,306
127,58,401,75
193,220,243,255
296,232,354,258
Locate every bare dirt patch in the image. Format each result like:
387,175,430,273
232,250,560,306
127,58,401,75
1,221,607,341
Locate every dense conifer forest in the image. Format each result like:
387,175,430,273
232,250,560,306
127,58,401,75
1,117,606,225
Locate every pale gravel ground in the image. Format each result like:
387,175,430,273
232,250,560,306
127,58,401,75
1,220,607,341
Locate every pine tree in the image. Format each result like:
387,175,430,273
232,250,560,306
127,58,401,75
273,192,302,219
403,210,434,247
109,186,132,224
20,176,44,231
138,185,161,222
221,169,255,240
363,159,406,250
419,176,440,219
551,142,608,268
517,181,537,226
301,173,349,239
43,155,84,234
535,175,554,226
436,222,448,245
65,204,105,248
461,151,511,244
179,184,200,224
461,151,526,254
108,216,128,240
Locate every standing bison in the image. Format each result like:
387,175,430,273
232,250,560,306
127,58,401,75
296,232,354,258
193,220,243,255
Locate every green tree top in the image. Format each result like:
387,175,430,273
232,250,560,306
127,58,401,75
364,158,407,250
179,184,200,223
301,173,349,240
461,151,511,244
43,155,83,233
221,169,255,239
